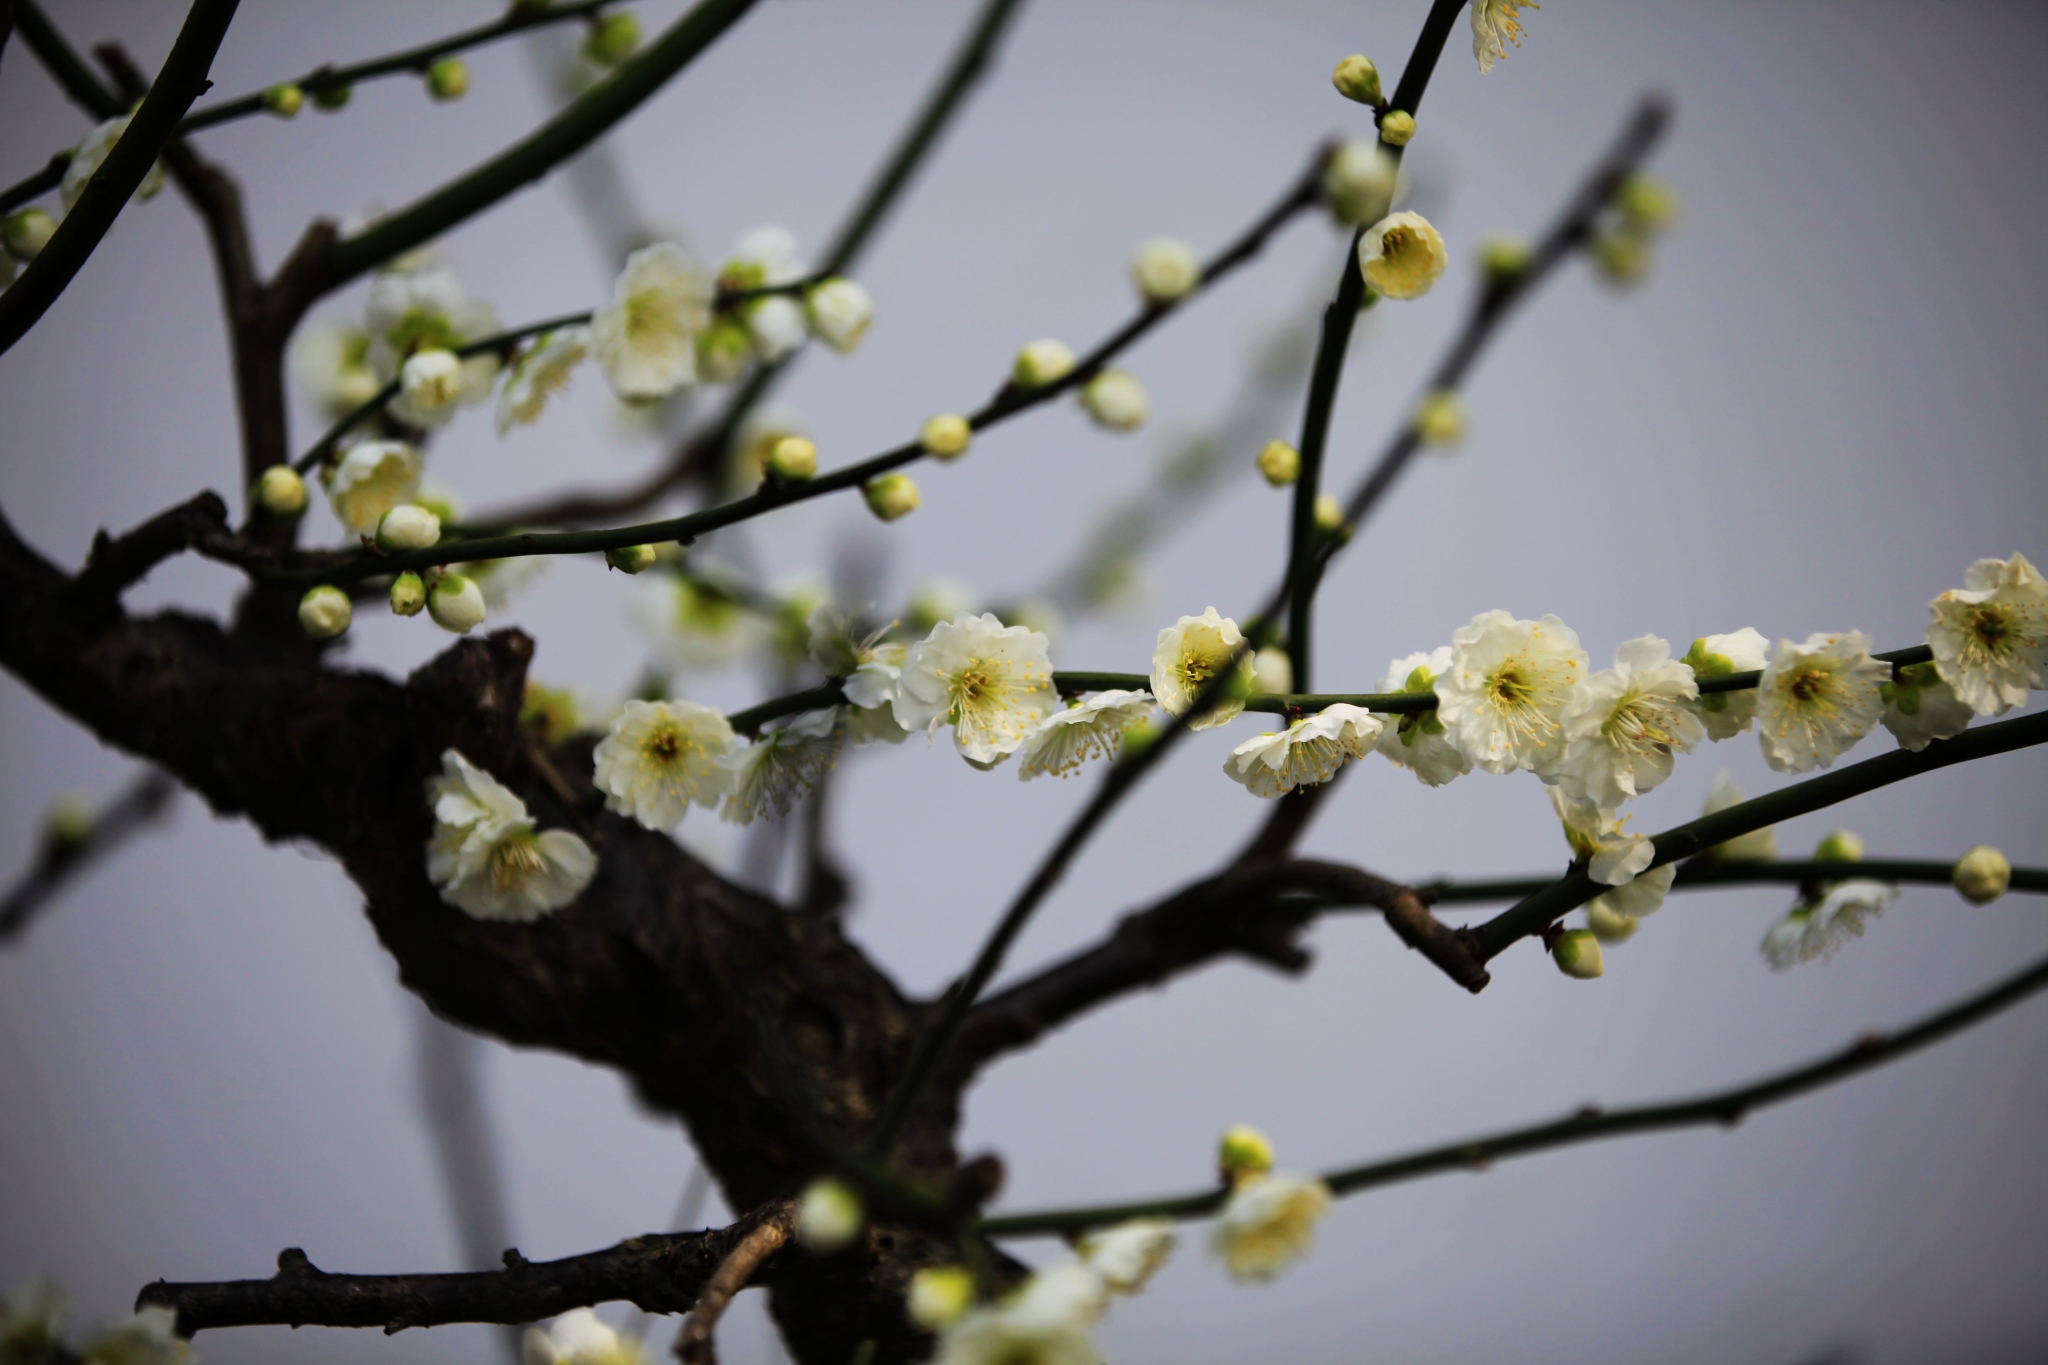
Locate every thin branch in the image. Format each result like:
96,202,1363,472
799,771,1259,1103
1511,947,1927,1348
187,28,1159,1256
1474,708,2048,959
1425,857,2048,906
13,1,125,118
0,0,242,356
978,938,2048,1238
0,155,68,215
674,1203,794,1365
0,771,177,945
71,491,233,603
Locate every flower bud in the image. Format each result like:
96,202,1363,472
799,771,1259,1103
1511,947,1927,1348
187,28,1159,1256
45,795,95,852
299,586,352,639
1953,845,2012,905
1378,109,1416,147
604,544,658,575
1013,338,1075,389
389,571,427,616
1585,898,1639,944
768,435,817,480
1313,493,1347,534
1552,928,1604,979
1590,230,1650,288
1616,175,1678,233
426,58,470,101
312,82,352,111
1218,1124,1275,1185
1331,54,1382,105
906,1266,975,1331
427,573,487,634
254,464,308,518
920,412,972,460
376,504,441,552
1252,644,1293,696
262,83,304,118
1359,210,1448,301
1814,830,1864,864
696,316,752,384
4,207,59,263
806,278,874,354
864,473,920,522
396,348,464,426
1322,139,1398,225
1413,390,1465,448
1479,234,1533,284
1131,237,1201,304
581,10,642,67
1256,439,1299,487
797,1178,863,1253
1079,369,1149,431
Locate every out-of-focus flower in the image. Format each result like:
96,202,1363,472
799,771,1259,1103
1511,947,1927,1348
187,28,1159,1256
720,710,841,825
1680,628,1771,742
1881,660,1974,752
806,278,874,353
1762,878,1897,971
1079,1219,1176,1296
1322,139,1398,226
426,750,595,921
591,242,712,399
497,326,590,434
1211,1174,1332,1284
61,117,165,214
1698,771,1777,862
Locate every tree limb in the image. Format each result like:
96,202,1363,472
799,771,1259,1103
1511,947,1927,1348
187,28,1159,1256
0,770,177,945
675,1203,795,1365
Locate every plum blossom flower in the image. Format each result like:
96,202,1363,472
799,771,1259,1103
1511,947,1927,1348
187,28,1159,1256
1551,788,1673,917
1761,879,1898,971
893,614,1057,765
1359,210,1447,300
591,242,713,399
1926,552,2047,716
720,710,841,825
633,573,767,673
1698,771,1777,862
592,699,736,830
1,1277,68,1360
1372,648,1471,787
1150,607,1255,731
522,1309,650,1365
1211,1173,1332,1283
1756,632,1890,773
1078,1218,1176,1296
1680,628,1771,741
930,1262,1106,1365
1472,0,1538,74
360,253,500,400
60,117,165,214
1322,139,1398,226
1018,689,1155,780
1435,611,1587,776
389,347,464,428
1557,635,1703,807
79,1308,189,1365
497,326,590,434
806,278,874,353
1881,660,1975,752
427,750,595,922
1222,705,1382,799
325,440,423,536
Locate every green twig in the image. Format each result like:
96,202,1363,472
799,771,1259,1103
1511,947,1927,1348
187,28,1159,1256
1423,857,2048,906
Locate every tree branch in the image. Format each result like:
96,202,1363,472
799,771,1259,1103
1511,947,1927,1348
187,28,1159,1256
1426,857,2048,906
675,1203,795,1365
0,770,177,945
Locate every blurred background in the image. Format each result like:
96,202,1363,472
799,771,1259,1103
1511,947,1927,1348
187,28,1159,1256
4,3,2047,1363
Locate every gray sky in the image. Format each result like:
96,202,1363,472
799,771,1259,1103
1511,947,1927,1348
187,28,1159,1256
3,3,2047,1363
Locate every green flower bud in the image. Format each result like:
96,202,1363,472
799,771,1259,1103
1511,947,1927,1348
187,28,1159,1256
864,473,920,523
312,82,352,111
1814,829,1864,864
582,10,642,67
1331,54,1382,106
426,58,470,102
1256,439,1300,487
262,83,304,118
1218,1124,1275,1185
1478,234,1532,285
1378,109,1416,147
4,207,59,263
604,543,657,574
920,412,972,460
796,1178,863,1253
389,571,427,617
299,585,352,639
253,464,308,518
1552,928,1604,979
768,435,817,481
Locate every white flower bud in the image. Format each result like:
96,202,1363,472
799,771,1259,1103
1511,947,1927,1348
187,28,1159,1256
1322,140,1398,225
797,1178,863,1253
1814,830,1864,864
1953,845,2012,905
428,573,487,634
1584,898,1639,944
1552,928,1604,979
1131,238,1201,304
1013,339,1075,389
806,278,874,353
864,473,920,522
263,83,304,118
920,412,972,460
1331,54,1382,105
1252,645,1293,696
696,316,753,384
1413,390,1465,447
769,435,817,480
254,464,307,517
299,586,352,639
389,571,427,616
376,504,441,551
394,348,464,427
426,58,469,101
1257,439,1300,487
4,207,58,263
1378,109,1417,146
906,1266,975,1331
605,544,657,575
1217,1124,1275,1184
1313,493,1347,534
1079,369,1149,431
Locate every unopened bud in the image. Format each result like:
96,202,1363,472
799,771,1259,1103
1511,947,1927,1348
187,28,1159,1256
1413,390,1465,448
1313,493,1347,534
4,207,59,262
1256,439,1299,487
399,348,463,423
906,1266,975,1331
45,795,95,852
1590,230,1651,288
768,435,817,480
299,585,352,639
1814,830,1864,864
1013,338,1075,389
1552,928,1604,979
262,83,304,118
1615,175,1678,233
1378,109,1416,147
1218,1124,1275,1185
376,504,441,552
427,573,487,634
806,278,874,354
1585,898,1639,944
864,473,920,522
1952,845,2012,905
920,412,972,460
581,10,642,67
1322,139,1398,225
1252,644,1293,696
1131,237,1201,304
1079,369,1149,431
1479,234,1533,284
426,58,470,101
312,82,352,111
389,571,427,616
604,543,657,575
1331,54,1382,106
797,1178,863,1253
254,464,308,518
696,316,752,384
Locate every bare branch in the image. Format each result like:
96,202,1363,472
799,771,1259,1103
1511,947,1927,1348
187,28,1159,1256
0,770,177,945
675,1203,795,1365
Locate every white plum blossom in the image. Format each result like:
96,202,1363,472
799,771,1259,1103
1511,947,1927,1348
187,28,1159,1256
80,1307,189,1365
1699,771,1778,862
389,347,464,428
60,117,165,214
1761,879,1898,971
808,606,911,746
1926,552,2047,716
1756,632,1890,773
1556,635,1703,807
591,242,713,399
522,1309,651,1365
633,573,767,674
1210,1173,1333,1284
427,573,487,634
592,699,736,830
1222,705,1382,799
325,440,423,536
1359,210,1447,300
1078,1218,1176,1296
1322,139,1399,226
1130,238,1201,303
1680,628,1771,741
806,278,875,352
1373,648,1471,787
1,1277,68,1359
1434,611,1587,776
1471,0,1538,74
720,225,808,363
1018,689,1155,780
291,320,381,419
1881,660,1975,753
744,294,808,361
1550,787,1672,918
892,614,1057,765
720,710,842,825
497,326,590,434
360,254,501,399
930,1262,1106,1365
427,750,595,922
1150,607,1255,730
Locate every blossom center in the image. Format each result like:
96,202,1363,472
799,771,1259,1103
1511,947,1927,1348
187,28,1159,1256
1602,691,1679,756
1785,666,1835,706
488,832,545,891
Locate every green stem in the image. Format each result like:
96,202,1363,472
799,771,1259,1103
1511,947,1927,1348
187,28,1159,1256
0,0,243,357
979,938,2048,1237
14,1,127,118
724,683,845,738
1424,858,2048,906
